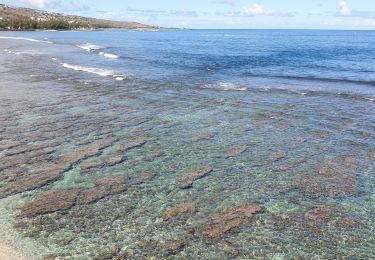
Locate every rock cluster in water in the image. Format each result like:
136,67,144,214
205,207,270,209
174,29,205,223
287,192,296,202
202,203,262,238
178,167,213,189
21,172,155,216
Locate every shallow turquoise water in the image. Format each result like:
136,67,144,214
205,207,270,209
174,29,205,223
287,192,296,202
0,31,374,259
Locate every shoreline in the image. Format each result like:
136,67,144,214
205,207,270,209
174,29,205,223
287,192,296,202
0,240,25,260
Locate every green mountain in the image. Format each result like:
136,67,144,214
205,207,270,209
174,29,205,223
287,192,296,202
0,4,160,30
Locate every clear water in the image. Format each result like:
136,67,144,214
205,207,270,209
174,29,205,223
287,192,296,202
0,30,374,259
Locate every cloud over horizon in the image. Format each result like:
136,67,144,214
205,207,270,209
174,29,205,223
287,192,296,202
218,3,293,17
2,0,375,29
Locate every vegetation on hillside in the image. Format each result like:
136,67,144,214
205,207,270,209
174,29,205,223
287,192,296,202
0,4,158,30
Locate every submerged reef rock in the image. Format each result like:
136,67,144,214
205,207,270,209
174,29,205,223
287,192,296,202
191,134,214,142
79,155,124,170
304,205,335,226
293,159,358,198
78,172,155,205
117,136,156,153
178,167,213,189
164,239,187,256
77,176,129,205
260,151,287,165
163,202,198,221
129,172,156,185
220,145,248,159
0,137,117,199
0,163,70,199
21,189,81,217
203,203,262,238
60,137,117,165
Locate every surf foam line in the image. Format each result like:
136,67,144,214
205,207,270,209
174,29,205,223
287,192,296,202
0,36,52,43
203,82,247,91
61,63,125,80
99,52,119,59
76,43,101,52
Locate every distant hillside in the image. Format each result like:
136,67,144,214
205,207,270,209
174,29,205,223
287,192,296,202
0,4,160,30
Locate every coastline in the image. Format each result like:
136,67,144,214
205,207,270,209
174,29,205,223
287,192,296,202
0,240,25,260
0,30,374,259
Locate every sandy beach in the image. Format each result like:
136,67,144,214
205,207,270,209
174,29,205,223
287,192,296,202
0,241,24,260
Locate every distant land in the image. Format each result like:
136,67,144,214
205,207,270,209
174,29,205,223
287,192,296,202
0,4,161,31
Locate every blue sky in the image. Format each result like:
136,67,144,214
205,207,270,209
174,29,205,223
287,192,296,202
2,0,375,29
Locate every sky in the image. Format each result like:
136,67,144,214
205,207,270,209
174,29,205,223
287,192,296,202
2,0,375,29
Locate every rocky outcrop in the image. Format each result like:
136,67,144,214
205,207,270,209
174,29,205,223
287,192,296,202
21,189,81,217
163,202,198,221
178,167,213,189
202,203,262,238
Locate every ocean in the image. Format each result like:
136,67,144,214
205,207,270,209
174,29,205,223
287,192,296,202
0,29,374,259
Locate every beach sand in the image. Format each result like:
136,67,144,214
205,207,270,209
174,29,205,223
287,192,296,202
0,240,24,260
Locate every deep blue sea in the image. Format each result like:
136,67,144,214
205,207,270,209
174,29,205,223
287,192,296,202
1,29,375,97
0,30,374,259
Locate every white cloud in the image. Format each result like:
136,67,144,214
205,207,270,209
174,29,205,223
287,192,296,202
338,1,352,16
218,3,293,17
212,0,236,6
243,4,270,16
127,7,198,17
19,0,49,8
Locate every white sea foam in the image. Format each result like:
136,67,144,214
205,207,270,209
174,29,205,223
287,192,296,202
0,36,51,43
77,43,101,52
62,63,114,77
61,62,125,80
99,52,119,59
203,82,247,91
216,82,246,91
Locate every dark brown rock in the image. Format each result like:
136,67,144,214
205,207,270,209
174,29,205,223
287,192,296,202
21,189,80,217
163,202,198,221
178,167,213,189
203,203,262,238
221,145,248,159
